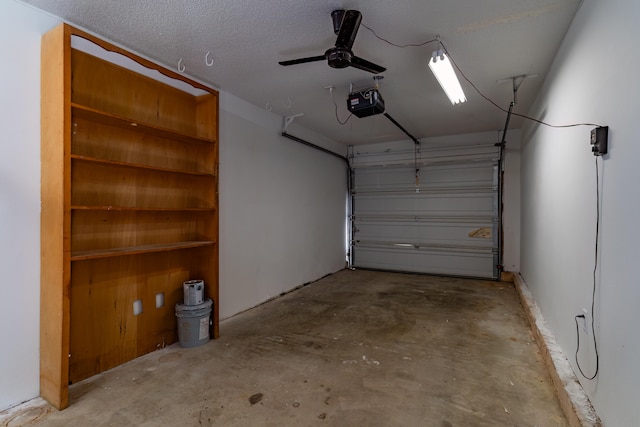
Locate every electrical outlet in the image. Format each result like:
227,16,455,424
590,126,608,156
581,308,589,334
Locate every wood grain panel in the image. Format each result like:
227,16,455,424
70,241,215,261
72,114,214,174
71,50,197,134
71,160,215,209
195,93,219,339
72,104,215,144
71,210,215,251
69,250,211,382
196,93,219,140
40,23,71,410
137,266,189,355
69,257,139,383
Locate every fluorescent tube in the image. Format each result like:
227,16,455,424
428,50,467,105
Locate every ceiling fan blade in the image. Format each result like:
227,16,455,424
350,56,386,74
331,10,345,35
335,10,362,50
279,55,326,66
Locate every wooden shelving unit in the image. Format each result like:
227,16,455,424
40,24,219,409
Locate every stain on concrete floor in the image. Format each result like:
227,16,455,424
1,269,567,426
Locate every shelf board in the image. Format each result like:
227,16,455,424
70,154,215,177
71,205,215,212
71,241,216,261
71,103,216,145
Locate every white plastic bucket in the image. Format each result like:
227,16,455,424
175,298,212,348
183,279,204,306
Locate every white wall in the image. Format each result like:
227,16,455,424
218,93,347,319
521,0,640,424
0,0,59,411
0,1,346,411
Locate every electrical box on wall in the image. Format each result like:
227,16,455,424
591,126,608,156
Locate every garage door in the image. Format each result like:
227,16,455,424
349,142,501,279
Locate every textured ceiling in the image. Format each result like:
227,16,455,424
21,0,582,145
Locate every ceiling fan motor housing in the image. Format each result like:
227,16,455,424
326,47,352,68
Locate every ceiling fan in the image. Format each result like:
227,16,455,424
278,9,386,74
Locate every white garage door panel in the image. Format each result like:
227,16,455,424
354,192,496,217
354,221,495,249
353,246,495,277
351,144,499,168
350,142,501,279
355,164,495,193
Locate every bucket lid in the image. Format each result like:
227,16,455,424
176,298,212,311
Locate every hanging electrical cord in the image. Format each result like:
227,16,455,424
414,142,420,191
438,41,603,129
327,86,353,125
362,23,438,48
361,22,603,129
574,156,601,380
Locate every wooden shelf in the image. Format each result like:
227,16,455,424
71,205,215,212
72,103,216,145
41,24,219,409
71,241,215,261
71,159,215,209
70,154,216,177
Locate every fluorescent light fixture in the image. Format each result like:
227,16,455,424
428,49,466,105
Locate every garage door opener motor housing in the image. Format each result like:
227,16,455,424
347,88,385,118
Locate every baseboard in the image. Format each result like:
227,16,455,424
511,273,601,427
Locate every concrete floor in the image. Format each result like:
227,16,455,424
2,269,567,426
